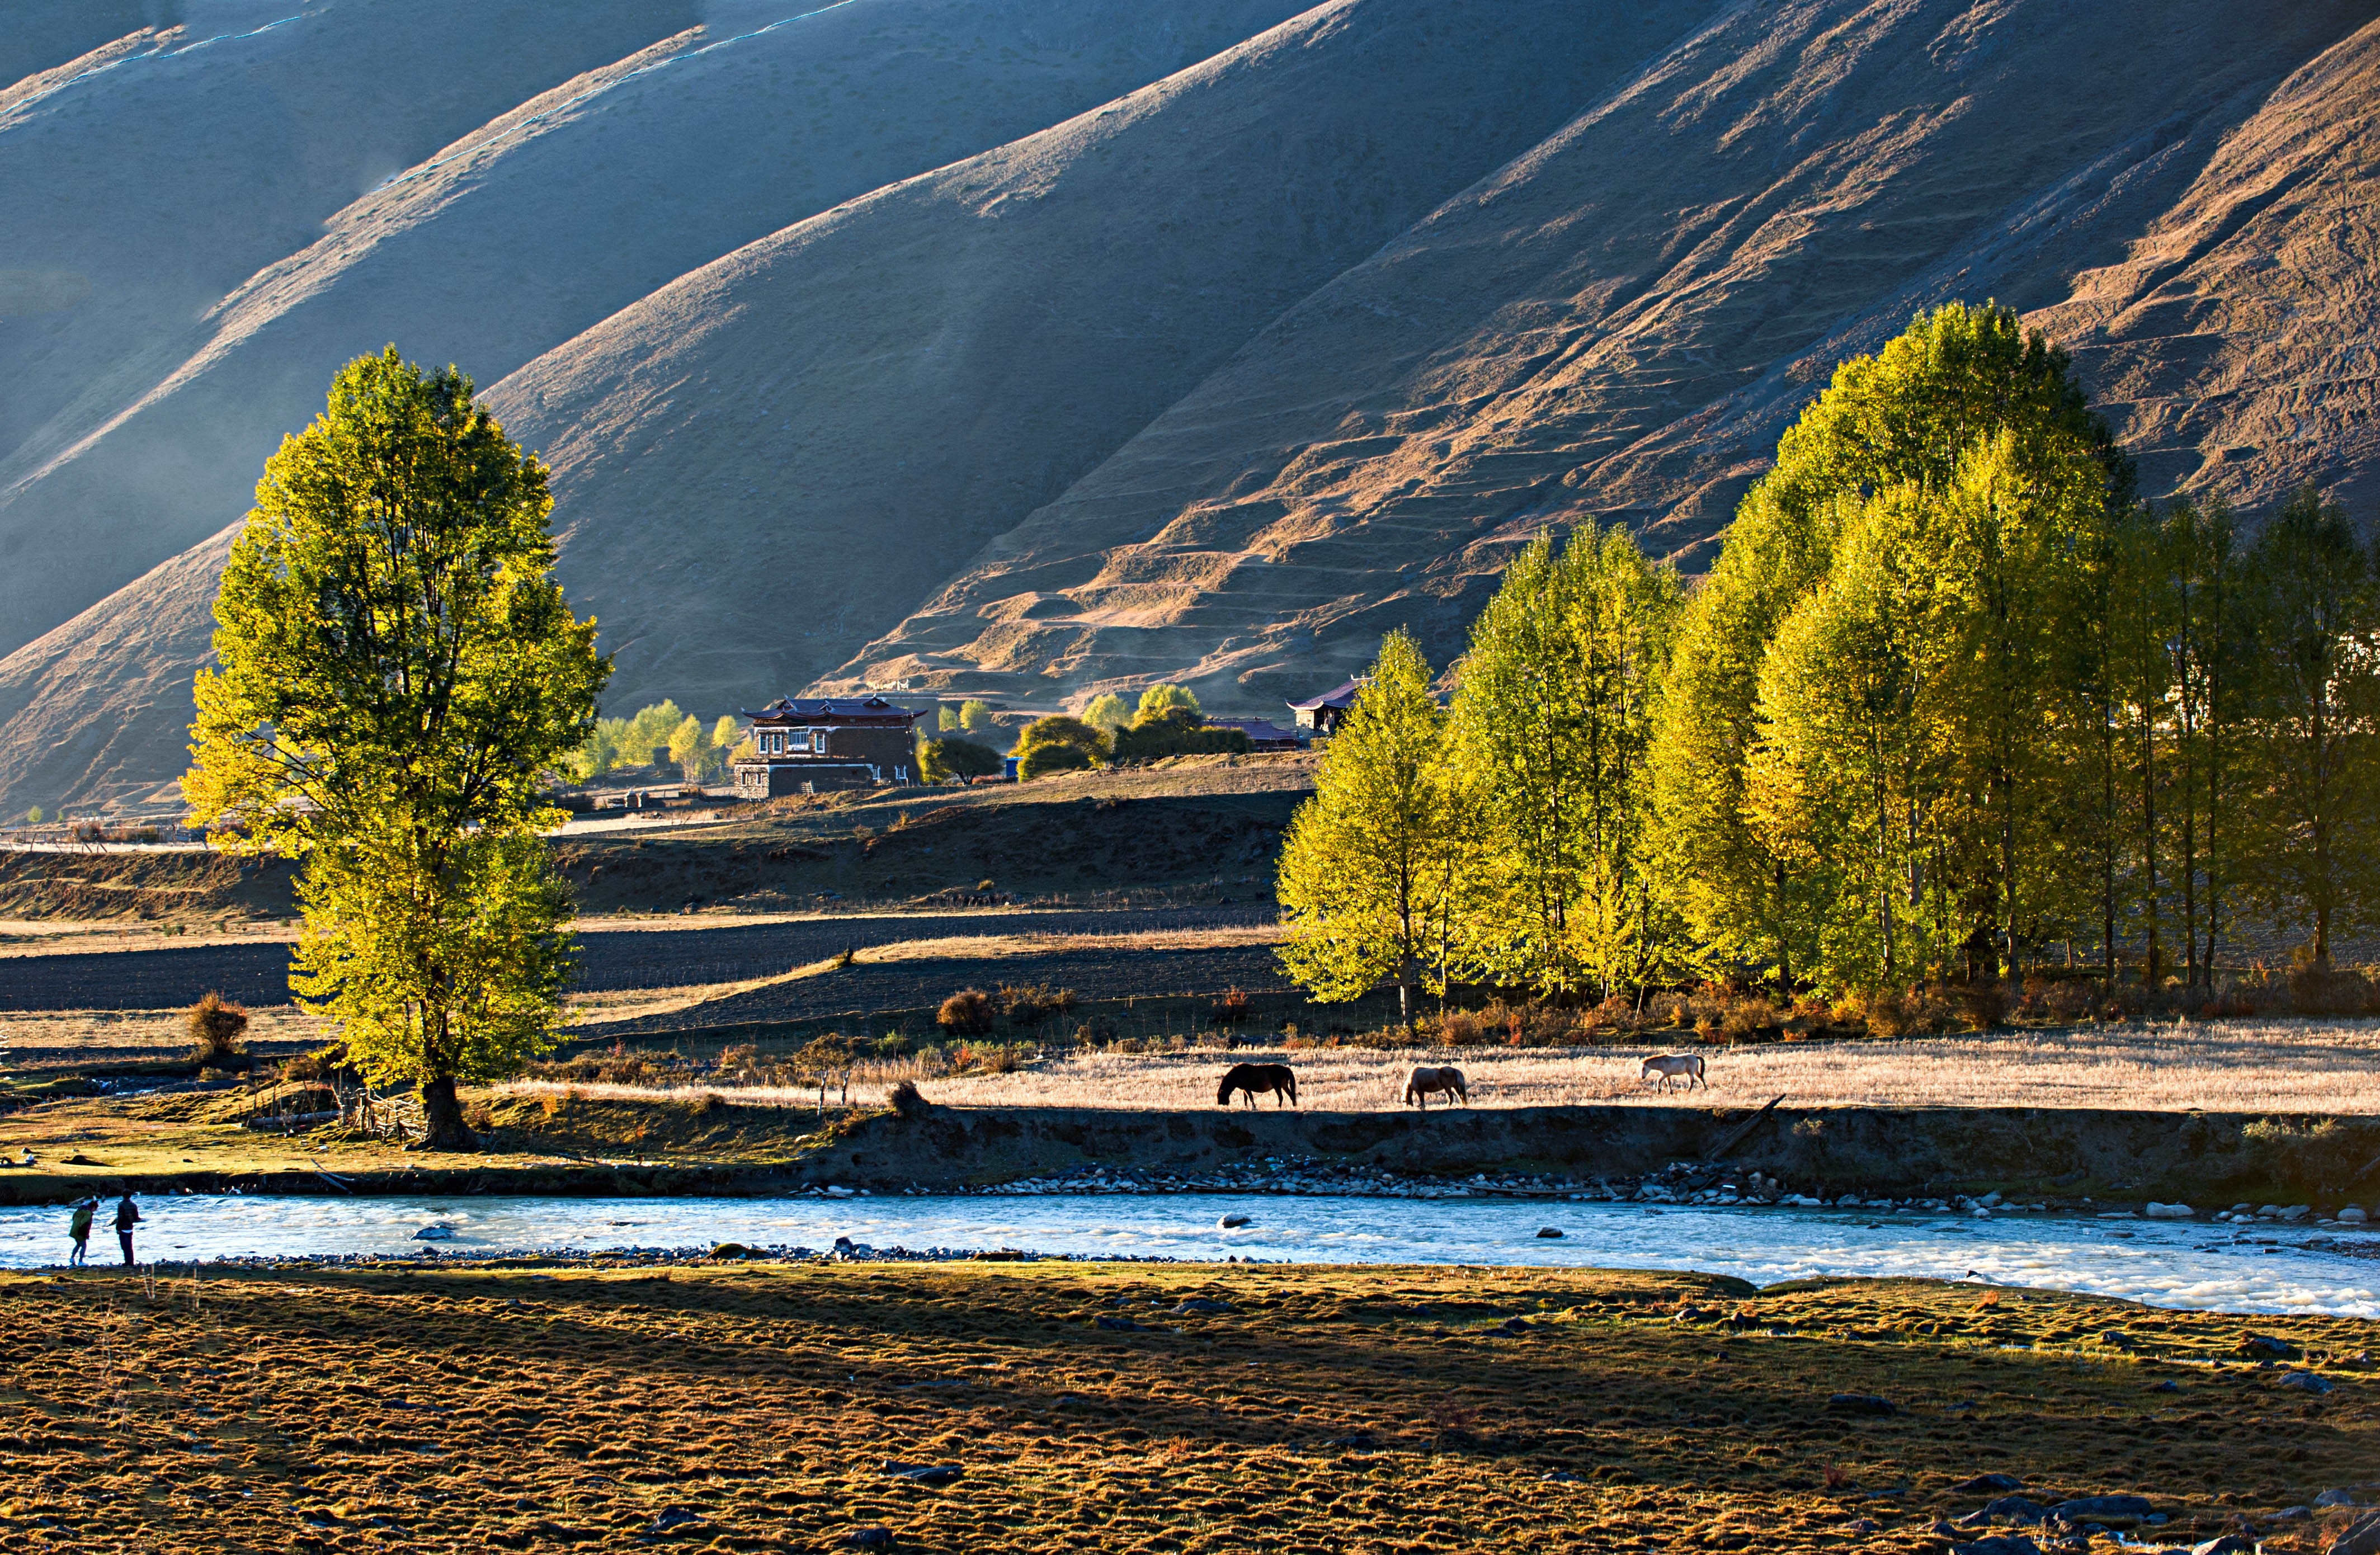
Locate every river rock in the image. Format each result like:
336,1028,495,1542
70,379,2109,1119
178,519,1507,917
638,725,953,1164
2317,1490,2366,1509
1172,1298,1237,1314
2279,1372,2336,1394
2328,1509,2380,1555
2145,1203,2194,1218
1826,1393,1898,1416
1954,1475,2026,1494
1957,1497,2046,1527
413,1224,456,1241
2340,1207,2368,1224
1537,1227,1564,1238
883,1463,962,1486
649,1506,704,1532
2051,1495,2153,1519
2192,1537,2255,1555
1218,1214,1253,1229
843,1529,896,1549
1952,1536,2043,1555
1491,1317,1533,1337
2240,1335,2303,1360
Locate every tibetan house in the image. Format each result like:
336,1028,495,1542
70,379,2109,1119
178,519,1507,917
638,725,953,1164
1285,678,1366,735
732,695,918,798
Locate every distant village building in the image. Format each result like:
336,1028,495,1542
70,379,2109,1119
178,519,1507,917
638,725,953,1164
732,695,918,798
1205,717,1306,751
1285,678,1366,735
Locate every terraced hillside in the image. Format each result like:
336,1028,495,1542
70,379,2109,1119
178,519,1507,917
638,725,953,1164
4,0,2378,815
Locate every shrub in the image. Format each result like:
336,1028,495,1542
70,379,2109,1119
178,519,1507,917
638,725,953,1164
920,737,1003,784
938,988,995,1036
1109,713,1252,763
1082,692,1130,733
996,983,1076,1024
1134,684,1201,723
1950,983,2006,1031
186,992,250,1067
2288,968,2380,1016
1017,740,1094,780
888,1080,928,1119
1209,987,1252,1025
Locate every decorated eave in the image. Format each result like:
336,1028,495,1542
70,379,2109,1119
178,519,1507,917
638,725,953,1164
741,695,917,728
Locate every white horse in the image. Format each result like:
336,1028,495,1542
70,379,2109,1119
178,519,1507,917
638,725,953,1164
1639,1053,1707,1091
1405,1066,1469,1108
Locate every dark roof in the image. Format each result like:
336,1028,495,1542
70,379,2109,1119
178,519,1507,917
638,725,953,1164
743,695,917,725
1285,679,1365,713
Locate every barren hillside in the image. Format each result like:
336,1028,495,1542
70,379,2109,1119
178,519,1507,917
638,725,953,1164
0,0,1308,662
844,1,2380,705
3,0,2377,818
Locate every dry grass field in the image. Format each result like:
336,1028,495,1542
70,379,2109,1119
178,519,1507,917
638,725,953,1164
560,1020,2380,1116
0,1260,2372,1555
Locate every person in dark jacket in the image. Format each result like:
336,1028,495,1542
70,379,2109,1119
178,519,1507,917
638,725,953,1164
68,1199,96,1266
113,1193,142,1267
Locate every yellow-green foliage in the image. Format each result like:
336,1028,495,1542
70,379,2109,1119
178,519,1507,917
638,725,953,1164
1451,521,1682,999
1015,715,1110,780
183,348,606,1139
1277,629,1477,1025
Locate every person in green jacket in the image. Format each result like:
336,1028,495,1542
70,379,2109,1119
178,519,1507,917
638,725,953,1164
67,1199,96,1266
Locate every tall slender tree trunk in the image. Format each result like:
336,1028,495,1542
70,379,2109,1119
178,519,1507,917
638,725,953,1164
2100,695,2117,988
2141,712,2160,988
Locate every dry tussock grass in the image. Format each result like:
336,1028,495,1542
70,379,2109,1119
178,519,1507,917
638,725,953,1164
0,1262,2365,1553
902,1020,2380,1113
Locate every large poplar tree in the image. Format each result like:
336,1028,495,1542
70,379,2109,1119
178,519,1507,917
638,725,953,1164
1275,630,1474,1026
1451,523,1681,999
1649,301,2132,984
2238,487,2380,973
185,348,609,1148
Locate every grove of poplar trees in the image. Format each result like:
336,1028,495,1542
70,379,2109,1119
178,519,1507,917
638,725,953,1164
1277,303,2380,1018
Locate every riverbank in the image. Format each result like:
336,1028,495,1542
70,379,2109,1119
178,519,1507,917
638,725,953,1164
1,1091,2375,1221
0,1259,2371,1553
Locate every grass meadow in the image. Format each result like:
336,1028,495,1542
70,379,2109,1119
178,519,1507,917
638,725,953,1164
0,1260,2370,1553
496,1019,2380,1115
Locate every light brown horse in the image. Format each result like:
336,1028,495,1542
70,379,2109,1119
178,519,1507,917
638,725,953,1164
1405,1066,1469,1108
1218,1063,1298,1109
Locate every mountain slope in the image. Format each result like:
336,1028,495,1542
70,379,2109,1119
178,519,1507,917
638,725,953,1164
477,0,1717,709
839,0,2379,710
2029,18,2380,519
6,0,2380,820
0,0,1310,667
0,0,697,650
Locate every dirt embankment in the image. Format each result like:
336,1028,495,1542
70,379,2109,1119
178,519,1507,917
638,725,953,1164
802,1103,2380,1206
0,848,293,924
12,1100,2368,1208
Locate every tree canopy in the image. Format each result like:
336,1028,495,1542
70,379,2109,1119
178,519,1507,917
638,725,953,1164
183,347,607,1147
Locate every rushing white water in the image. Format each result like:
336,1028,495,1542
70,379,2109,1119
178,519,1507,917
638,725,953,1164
6,1193,2373,1317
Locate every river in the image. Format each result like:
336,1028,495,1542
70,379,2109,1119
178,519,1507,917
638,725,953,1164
7,1193,2375,1318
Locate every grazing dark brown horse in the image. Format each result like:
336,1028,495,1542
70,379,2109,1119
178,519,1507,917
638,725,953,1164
1217,1063,1298,1109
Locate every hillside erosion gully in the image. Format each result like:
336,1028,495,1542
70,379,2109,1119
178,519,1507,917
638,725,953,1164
6,1102,2372,1209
